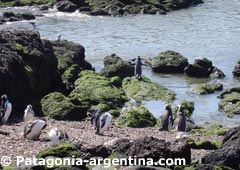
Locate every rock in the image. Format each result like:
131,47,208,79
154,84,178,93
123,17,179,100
190,124,228,136
211,66,225,78
56,0,78,12
118,106,157,128
106,4,125,16
187,138,220,150
68,0,85,7
69,70,129,110
190,83,223,95
218,87,240,116
51,40,93,92
122,76,175,102
111,136,191,164
90,8,110,16
100,53,134,79
2,11,35,22
151,51,189,73
232,60,240,78
125,166,171,170
21,12,36,20
0,30,60,114
184,58,214,77
39,5,49,11
201,126,240,169
41,92,88,120
173,101,194,117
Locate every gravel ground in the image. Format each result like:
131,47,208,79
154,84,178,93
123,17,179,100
0,118,223,167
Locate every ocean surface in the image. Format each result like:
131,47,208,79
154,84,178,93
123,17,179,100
1,0,240,127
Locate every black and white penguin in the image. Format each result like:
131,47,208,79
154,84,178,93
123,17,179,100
159,104,174,131
24,104,35,123
87,109,112,135
57,34,61,41
0,94,12,124
135,56,143,80
48,127,69,144
175,105,186,132
23,118,47,140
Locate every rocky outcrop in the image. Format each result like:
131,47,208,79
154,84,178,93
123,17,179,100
55,0,78,12
0,11,35,24
122,76,175,102
218,87,240,116
201,126,240,169
190,83,223,95
69,70,129,111
118,106,157,128
0,30,60,114
151,51,189,73
41,92,89,120
100,53,134,80
232,60,240,78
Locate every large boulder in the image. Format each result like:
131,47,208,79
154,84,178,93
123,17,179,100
100,53,134,80
232,60,240,78
69,70,129,110
122,76,175,102
56,0,78,12
1,11,35,23
151,51,189,73
51,40,93,92
118,106,157,128
0,30,60,114
201,126,240,169
218,87,240,116
41,92,88,120
184,58,214,77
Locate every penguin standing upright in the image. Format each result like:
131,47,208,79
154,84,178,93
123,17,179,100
135,56,144,80
87,109,112,135
24,105,35,123
23,118,47,140
48,127,69,144
175,105,186,132
159,104,174,131
0,94,12,124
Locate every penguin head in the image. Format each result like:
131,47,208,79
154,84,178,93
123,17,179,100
177,105,182,111
137,56,141,60
87,109,98,117
1,94,7,102
165,104,172,110
26,105,32,110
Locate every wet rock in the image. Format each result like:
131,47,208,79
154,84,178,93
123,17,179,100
125,166,170,170
187,138,220,150
118,106,157,128
100,53,134,79
190,83,223,95
106,4,125,16
69,70,129,110
90,8,110,16
190,124,228,136
56,0,78,12
218,87,240,116
151,51,189,73
122,76,175,102
41,92,89,120
39,5,49,11
68,0,85,7
2,11,35,22
0,30,60,114
184,58,214,77
232,60,240,78
211,66,225,78
201,126,240,169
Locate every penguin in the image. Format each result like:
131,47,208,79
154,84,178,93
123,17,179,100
0,94,12,124
87,109,112,135
159,104,174,131
24,104,35,123
57,34,61,41
175,105,186,132
29,22,40,36
135,56,145,80
186,117,196,132
48,127,69,144
23,117,47,140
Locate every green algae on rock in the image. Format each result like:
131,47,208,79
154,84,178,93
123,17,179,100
118,106,157,128
190,124,228,136
70,70,129,110
218,87,240,116
41,92,88,120
152,50,189,73
187,138,220,150
191,83,223,95
122,76,175,102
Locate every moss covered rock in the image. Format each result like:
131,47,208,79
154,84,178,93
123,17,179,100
232,60,240,78
41,92,88,120
122,76,175,102
70,70,129,110
190,124,228,136
184,58,214,77
191,83,223,95
118,106,157,127
187,138,220,150
151,51,189,73
100,54,134,80
173,101,194,117
218,87,240,116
